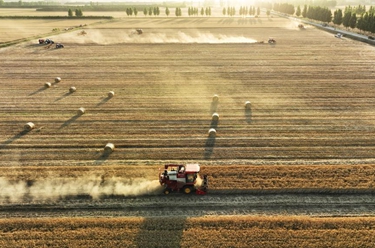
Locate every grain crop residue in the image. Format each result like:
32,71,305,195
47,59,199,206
0,176,164,203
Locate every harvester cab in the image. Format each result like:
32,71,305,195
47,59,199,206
159,164,208,195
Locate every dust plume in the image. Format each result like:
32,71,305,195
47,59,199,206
56,29,257,44
0,176,164,203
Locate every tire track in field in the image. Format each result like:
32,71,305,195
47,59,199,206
1,193,375,218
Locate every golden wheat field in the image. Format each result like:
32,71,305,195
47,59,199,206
1,9,375,246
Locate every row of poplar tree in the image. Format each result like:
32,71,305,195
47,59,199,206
275,3,375,33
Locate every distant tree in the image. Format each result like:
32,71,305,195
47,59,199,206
133,8,138,16
333,9,343,25
201,7,204,16
302,5,307,18
75,9,83,17
349,12,357,29
68,8,73,17
0,0,4,6
18,0,22,6
342,11,351,28
257,7,260,16
165,7,170,16
222,7,226,16
266,9,270,17
208,7,211,16
296,6,301,17
143,8,147,16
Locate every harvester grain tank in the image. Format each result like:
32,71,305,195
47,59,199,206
159,164,208,195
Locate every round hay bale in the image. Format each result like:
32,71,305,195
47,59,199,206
245,101,251,109
45,82,52,88
77,107,85,115
212,113,219,121
69,87,76,93
208,128,216,137
108,91,115,98
54,77,61,83
212,94,219,102
104,143,115,153
24,122,35,131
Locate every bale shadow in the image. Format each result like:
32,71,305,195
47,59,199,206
204,136,216,159
210,101,218,114
59,114,82,129
94,150,111,165
1,130,28,148
29,86,47,96
95,97,111,107
245,108,252,123
54,92,72,102
135,217,186,248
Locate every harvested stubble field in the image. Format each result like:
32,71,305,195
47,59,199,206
1,14,375,246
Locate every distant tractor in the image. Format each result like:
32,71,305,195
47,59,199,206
268,38,276,44
55,43,64,49
159,164,208,195
45,38,54,44
78,30,87,36
136,29,143,34
298,24,305,29
335,33,342,38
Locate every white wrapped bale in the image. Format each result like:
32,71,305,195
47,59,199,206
208,128,216,137
24,122,35,131
104,143,115,153
77,107,85,115
212,94,219,102
245,101,251,109
212,113,219,122
45,82,52,88
54,77,61,83
108,91,115,98
69,87,76,93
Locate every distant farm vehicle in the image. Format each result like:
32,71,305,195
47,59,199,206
369,36,374,40
78,30,87,36
268,38,276,44
136,29,143,34
38,39,45,44
335,33,342,38
159,164,208,195
45,39,54,44
55,43,64,49
298,24,305,29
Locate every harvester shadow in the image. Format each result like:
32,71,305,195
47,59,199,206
95,97,111,107
29,86,47,96
54,92,72,102
59,114,82,129
1,130,28,148
135,217,186,248
245,108,252,123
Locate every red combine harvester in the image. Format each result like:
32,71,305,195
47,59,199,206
159,164,208,195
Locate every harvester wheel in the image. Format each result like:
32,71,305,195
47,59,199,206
164,188,171,195
183,186,192,194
